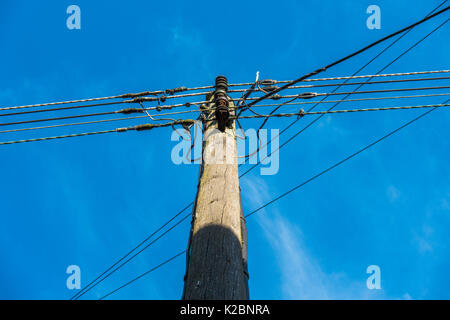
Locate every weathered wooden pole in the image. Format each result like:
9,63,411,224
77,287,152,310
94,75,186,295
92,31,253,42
182,76,249,300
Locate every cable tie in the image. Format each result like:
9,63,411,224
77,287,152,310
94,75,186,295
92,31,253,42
121,91,160,99
261,85,279,92
298,92,317,99
259,79,276,86
165,86,188,95
160,104,176,110
132,97,159,103
117,107,143,115
270,94,282,100
134,124,155,131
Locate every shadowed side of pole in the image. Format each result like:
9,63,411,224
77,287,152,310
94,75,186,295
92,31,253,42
183,224,248,300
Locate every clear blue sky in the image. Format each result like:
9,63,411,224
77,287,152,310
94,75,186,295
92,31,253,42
0,0,449,300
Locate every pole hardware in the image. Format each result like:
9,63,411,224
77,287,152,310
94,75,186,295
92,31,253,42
214,75,230,132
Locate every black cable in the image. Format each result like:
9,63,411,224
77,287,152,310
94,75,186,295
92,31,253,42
99,98,449,298
98,99,450,300
0,115,149,134
73,212,191,300
0,110,123,127
0,129,119,145
3,85,447,128
0,97,208,116
277,75,450,91
0,107,206,128
99,250,186,300
272,85,450,100
234,103,450,119
69,1,450,300
11,80,442,120
246,5,449,125
240,12,449,178
98,100,450,299
246,98,449,218
0,119,196,146
0,100,127,117
70,202,193,300
1,93,447,135
237,2,448,167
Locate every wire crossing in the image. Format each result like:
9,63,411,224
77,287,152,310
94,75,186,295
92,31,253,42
99,250,186,300
1,100,449,146
234,103,450,119
243,6,450,112
245,97,450,218
1,1,446,300
70,202,193,300
239,9,449,178
63,2,449,300
72,212,191,300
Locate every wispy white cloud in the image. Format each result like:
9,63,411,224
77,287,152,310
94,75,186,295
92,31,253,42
402,292,412,300
440,197,450,211
414,236,433,254
412,224,435,255
386,185,400,203
258,213,331,299
242,176,392,300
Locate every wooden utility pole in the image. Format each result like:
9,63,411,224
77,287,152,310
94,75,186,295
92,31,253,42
183,76,249,300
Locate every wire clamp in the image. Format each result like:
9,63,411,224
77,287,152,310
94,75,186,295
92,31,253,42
259,79,276,86
132,97,158,103
298,92,317,99
270,94,282,100
298,108,305,118
261,85,279,92
165,86,187,95
158,95,167,103
117,107,142,115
